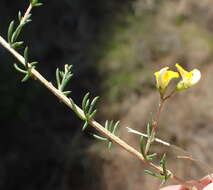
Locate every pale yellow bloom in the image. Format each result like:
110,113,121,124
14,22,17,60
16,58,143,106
175,64,201,90
154,67,179,94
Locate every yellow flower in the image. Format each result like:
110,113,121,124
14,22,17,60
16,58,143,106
175,64,201,90
154,67,179,94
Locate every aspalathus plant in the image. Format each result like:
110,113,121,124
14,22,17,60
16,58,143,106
0,1,203,190
128,65,201,186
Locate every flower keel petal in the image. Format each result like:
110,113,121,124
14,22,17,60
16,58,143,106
175,64,201,90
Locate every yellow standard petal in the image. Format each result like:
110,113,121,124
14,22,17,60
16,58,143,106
154,67,179,94
175,63,201,90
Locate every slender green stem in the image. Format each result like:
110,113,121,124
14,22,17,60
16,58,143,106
147,88,176,154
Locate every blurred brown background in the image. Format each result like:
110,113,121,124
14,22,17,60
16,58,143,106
0,0,213,190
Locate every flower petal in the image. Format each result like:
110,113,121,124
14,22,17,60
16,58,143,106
154,67,179,94
190,69,201,85
175,64,191,82
154,67,169,89
175,64,201,90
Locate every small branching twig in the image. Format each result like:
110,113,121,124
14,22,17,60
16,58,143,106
82,93,99,129
127,127,170,146
138,121,171,185
7,2,40,82
13,46,38,82
93,120,120,149
144,154,171,186
56,64,73,95
7,4,33,48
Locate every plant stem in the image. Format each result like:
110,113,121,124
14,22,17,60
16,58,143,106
145,96,164,154
150,89,176,147
20,4,32,25
0,5,195,188
0,34,195,190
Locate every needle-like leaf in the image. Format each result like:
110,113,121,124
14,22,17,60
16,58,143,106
7,20,14,43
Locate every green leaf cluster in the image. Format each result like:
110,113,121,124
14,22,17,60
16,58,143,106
69,93,99,131
56,64,73,95
139,122,156,160
7,12,31,48
81,93,99,130
144,154,171,185
93,120,120,149
13,47,38,82
30,0,43,7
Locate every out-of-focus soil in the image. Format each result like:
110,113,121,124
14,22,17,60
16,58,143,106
89,1,213,189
